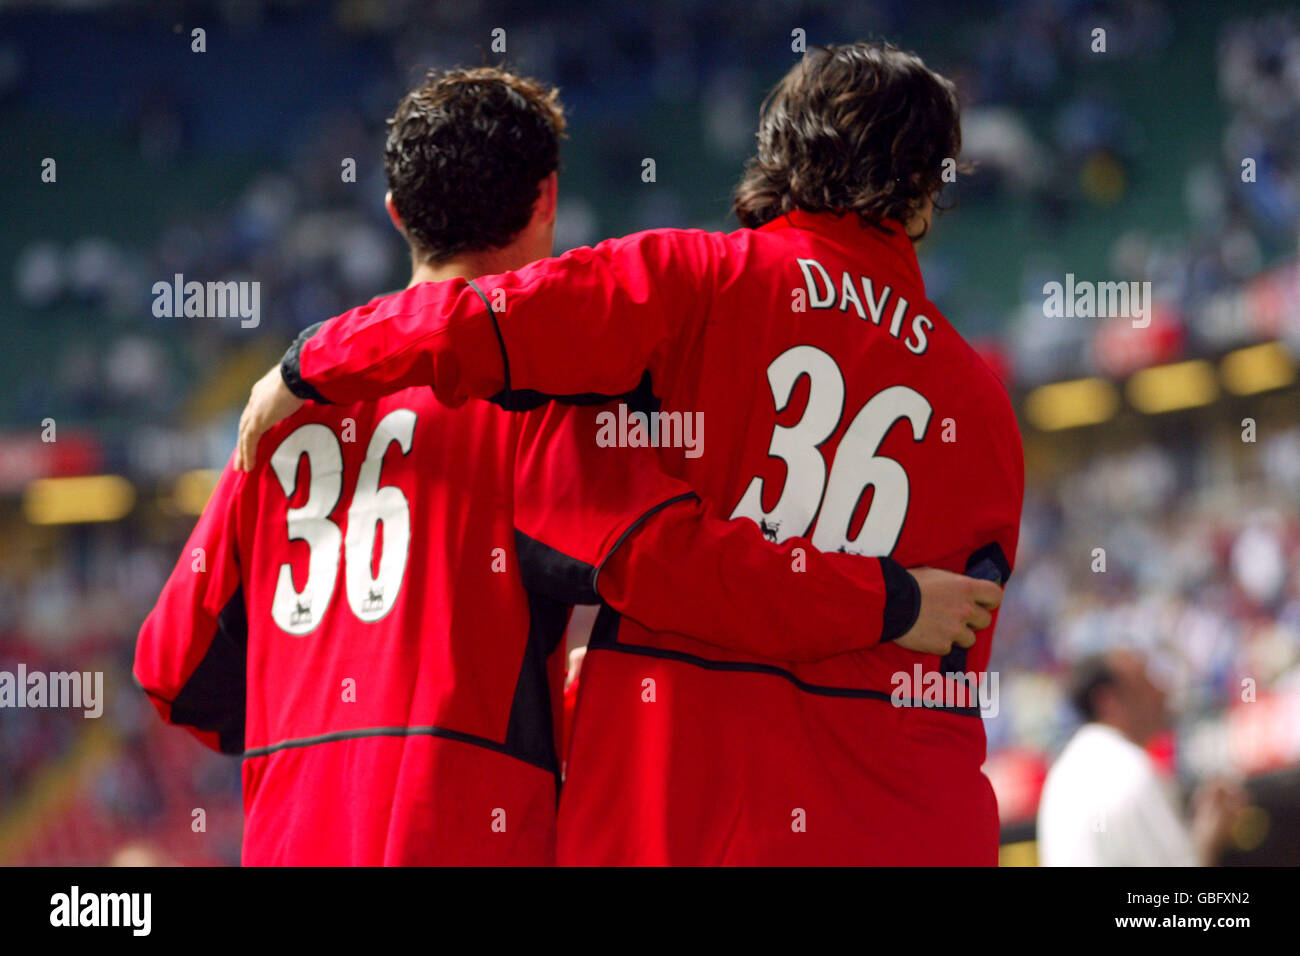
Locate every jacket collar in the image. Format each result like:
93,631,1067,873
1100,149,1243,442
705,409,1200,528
756,208,925,293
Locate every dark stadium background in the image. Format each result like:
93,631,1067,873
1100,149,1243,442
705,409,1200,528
1,0,1298,865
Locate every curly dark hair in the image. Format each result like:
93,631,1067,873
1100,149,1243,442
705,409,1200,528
384,66,566,262
733,42,962,237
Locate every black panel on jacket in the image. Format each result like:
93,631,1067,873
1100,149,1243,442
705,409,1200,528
168,586,249,755
504,591,568,779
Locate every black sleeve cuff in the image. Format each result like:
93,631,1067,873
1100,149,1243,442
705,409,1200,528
877,557,921,644
281,321,332,403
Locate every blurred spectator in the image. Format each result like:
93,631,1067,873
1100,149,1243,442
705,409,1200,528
1037,650,1245,865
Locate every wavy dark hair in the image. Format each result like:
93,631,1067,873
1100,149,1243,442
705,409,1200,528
733,42,962,237
385,66,566,262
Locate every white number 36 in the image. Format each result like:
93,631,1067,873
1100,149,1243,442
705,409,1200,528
268,409,416,634
731,345,931,556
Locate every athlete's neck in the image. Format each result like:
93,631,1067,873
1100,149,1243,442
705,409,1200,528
408,247,526,287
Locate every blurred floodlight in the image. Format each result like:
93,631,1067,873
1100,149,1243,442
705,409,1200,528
1126,360,1218,414
23,475,136,525
1220,341,1296,396
1024,377,1120,430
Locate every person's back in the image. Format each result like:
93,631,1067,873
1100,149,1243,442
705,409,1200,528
558,213,1023,863
246,390,564,863
142,387,575,864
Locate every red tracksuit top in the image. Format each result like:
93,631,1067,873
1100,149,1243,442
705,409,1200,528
137,357,918,864
281,211,1025,864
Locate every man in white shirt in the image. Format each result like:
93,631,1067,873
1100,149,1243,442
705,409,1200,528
1037,650,1242,866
